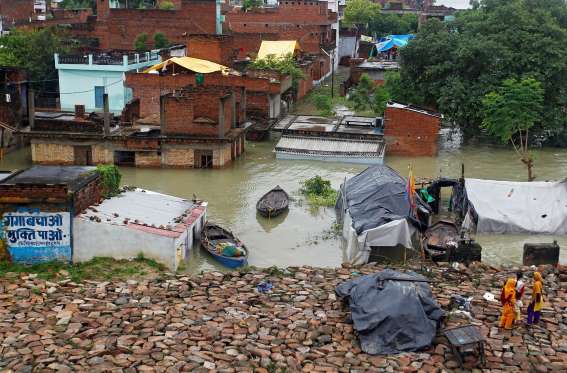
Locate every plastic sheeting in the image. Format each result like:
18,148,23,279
144,57,231,74
464,178,567,234
336,269,445,355
257,40,301,60
375,34,415,53
336,165,427,264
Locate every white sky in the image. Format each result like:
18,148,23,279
436,0,471,9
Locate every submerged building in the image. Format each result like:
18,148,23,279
0,165,206,269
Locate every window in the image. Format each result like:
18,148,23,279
94,86,104,109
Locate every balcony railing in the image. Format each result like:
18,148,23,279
56,52,160,67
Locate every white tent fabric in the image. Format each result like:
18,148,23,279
464,178,567,234
343,211,415,265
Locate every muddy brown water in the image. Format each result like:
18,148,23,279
2,134,567,272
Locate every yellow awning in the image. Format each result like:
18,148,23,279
257,40,301,60
143,57,230,74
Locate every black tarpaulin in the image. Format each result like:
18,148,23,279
336,165,427,235
336,269,445,355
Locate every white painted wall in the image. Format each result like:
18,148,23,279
73,219,179,270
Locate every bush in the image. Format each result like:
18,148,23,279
96,164,122,197
159,0,175,10
153,32,170,49
312,93,333,116
243,0,263,11
300,176,338,207
134,32,148,51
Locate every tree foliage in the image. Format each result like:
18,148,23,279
242,0,264,11
343,0,381,30
158,0,175,9
349,74,390,115
61,0,95,9
369,13,418,37
152,32,170,49
395,0,567,143
0,28,68,82
134,33,149,51
96,164,122,197
250,54,304,93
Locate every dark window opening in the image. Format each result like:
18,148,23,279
114,151,135,166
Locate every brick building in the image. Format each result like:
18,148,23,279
0,165,102,263
58,0,222,50
0,0,34,32
20,85,246,169
125,45,292,120
225,1,338,81
383,102,441,156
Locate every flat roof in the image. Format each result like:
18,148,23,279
0,166,97,191
77,188,206,230
275,114,383,137
275,135,385,157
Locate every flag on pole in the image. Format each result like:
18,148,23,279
407,165,416,216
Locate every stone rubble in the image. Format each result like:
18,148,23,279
0,262,566,372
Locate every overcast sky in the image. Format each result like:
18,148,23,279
436,0,471,9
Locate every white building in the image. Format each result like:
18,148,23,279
73,188,207,270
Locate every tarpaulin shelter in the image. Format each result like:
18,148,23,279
373,34,415,53
462,178,567,235
335,165,429,264
257,40,301,60
336,269,445,355
144,57,231,75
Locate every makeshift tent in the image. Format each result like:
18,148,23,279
144,57,231,75
335,165,429,264
374,34,415,53
463,178,567,235
336,269,445,355
257,40,301,60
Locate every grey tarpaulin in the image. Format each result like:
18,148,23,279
336,269,445,355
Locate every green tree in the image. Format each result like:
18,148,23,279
134,32,149,51
250,54,304,93
369,13,418,37
343,0,381,31
0,28,68,82
312,93,333,117
61,0,95,9
242,0,263,11
158,0,175,9
397,0,567,143
482,78,544,181
153,32,170,49
371,86,390,115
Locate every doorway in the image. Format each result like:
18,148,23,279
194,150,213,168
74,146,92,165
114,150,135,166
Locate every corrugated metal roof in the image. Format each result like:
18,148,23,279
275,136,385,157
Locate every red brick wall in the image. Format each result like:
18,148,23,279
0,0,34,26
125,71,281,118
383,106,440,156
225,2,336,55
162,88,234,137
0,185,68,204
73,177,103,215
187,35,236,66
81,0,218,50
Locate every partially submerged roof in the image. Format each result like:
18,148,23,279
275,135,385,158
144,56,231,74
0,166,97,192
257,40,301,60
387,102,442,118
77,188,205,229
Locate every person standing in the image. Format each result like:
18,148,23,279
515,271,526,321
527,272,544,325
499,277,517,330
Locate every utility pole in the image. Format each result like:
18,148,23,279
331,54,335,98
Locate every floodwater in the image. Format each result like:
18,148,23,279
2,130,567,271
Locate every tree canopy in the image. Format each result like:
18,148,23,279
395,0,567,144
0,28,68,82
343,0,381,30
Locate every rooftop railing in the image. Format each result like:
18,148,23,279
55,52,160,68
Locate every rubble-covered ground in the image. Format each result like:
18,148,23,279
1,262,566,373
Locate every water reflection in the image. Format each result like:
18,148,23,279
2,139,567,271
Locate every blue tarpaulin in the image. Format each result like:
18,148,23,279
374,34,415,53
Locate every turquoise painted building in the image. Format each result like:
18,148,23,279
54,52,161,114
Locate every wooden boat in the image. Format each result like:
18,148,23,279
423,219,482,263
256,185,289,218
201,223,248,268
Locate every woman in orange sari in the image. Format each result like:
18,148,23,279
499,277,517,329
527,272,544,325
